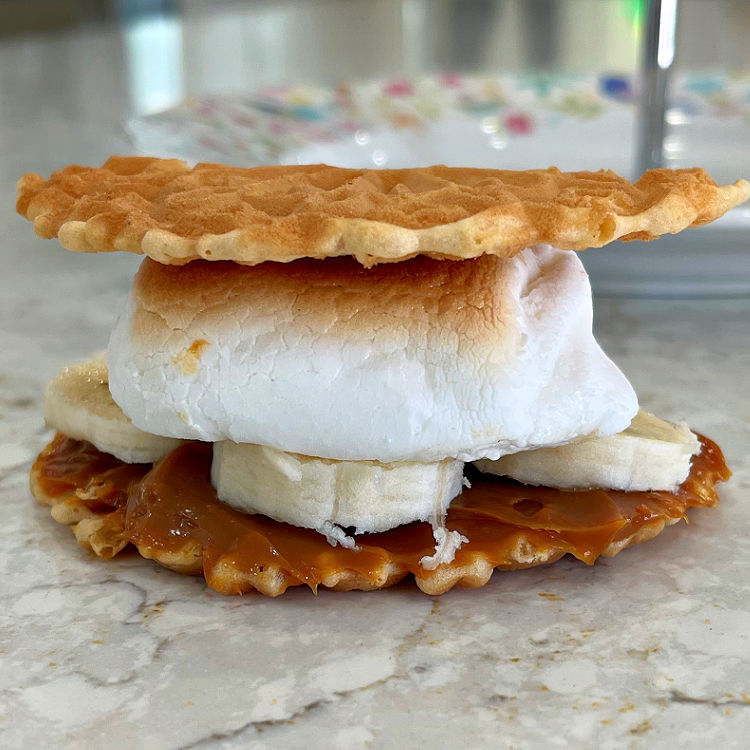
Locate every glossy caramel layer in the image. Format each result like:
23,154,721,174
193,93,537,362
33,433,729,592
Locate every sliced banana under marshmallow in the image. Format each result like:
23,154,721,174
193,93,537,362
211,441,466,552
473,410,700,492
44,354,184,464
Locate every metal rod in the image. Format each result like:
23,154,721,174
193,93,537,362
636,0,679,176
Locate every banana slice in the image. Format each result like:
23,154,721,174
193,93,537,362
473,410,700,491
44,354,184,463
211,441,466,548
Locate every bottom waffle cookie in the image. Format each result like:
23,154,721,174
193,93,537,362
30,433,729,596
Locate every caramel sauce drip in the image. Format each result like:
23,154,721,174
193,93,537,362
35,433,730,590
34,435,149,513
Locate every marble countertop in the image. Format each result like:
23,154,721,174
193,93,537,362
3,220,750,750
2,22,750,750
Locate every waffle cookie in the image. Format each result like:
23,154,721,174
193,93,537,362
17,157,750,267
30,434,729,596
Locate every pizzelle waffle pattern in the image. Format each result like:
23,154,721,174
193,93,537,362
17,157,750,267
25,464,686,596
30,435,727,597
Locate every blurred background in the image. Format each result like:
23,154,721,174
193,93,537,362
2,0,750,294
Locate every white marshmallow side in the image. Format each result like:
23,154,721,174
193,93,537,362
211,441,465,539
108,247,638,462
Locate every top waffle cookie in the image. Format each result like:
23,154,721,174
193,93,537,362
16,157,750,266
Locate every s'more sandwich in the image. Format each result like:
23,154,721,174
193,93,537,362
16,158,749,595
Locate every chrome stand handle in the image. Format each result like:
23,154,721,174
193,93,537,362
636,0,679,176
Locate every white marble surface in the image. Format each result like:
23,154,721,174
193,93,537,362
2,20,750,750
3,209,750,749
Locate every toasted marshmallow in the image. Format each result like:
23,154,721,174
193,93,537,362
107,246,638,462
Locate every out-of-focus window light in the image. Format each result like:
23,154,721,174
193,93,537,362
118,0,184,115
